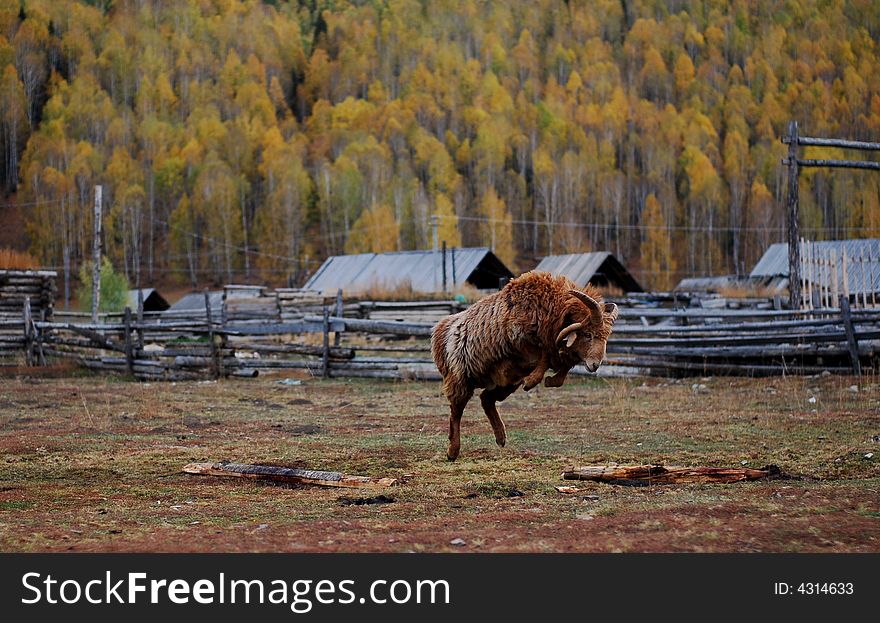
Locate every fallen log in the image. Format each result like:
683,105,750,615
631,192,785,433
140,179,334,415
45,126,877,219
561,464,782,485
183,461,398,488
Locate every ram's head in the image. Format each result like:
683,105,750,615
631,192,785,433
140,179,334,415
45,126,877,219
555,290,619,373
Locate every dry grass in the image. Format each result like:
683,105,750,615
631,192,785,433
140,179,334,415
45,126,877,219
0,373,878,553
717,284,784,298
350,279,483,303
594,284,625,298
0,248,38,270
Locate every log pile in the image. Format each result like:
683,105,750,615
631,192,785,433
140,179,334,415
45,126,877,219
222,285,279,325
361,300,464,323
0,270,56,319
0,271,56,362
276,288,327,321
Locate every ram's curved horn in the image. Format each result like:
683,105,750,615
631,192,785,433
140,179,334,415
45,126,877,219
555,322,583,346
568,289,603,325
604,302,619,323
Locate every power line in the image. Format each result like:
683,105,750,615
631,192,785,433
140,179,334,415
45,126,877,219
151,215,318,265
151,212,433,262
0,197,65,209
449,213,791,233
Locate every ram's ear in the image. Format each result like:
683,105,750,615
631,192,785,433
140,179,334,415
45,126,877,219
603,302,619,323
565,332,578,348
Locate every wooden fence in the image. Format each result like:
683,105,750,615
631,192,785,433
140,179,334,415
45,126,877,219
3,291,879,380
798,239,878,310
782,122,880,307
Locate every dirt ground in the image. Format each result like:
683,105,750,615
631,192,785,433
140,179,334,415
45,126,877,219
1,369,878,552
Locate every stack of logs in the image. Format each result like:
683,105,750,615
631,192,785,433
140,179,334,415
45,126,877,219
222,285,279,325
0,270,56,363
277,288,328,321
0,270,56,320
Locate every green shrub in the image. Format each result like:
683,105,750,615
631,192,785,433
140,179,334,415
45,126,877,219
77,257,129,313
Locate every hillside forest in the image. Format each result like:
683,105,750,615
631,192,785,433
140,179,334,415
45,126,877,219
2,0,880,297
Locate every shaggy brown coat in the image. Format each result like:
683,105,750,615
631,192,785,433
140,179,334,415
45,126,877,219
432,271,619,461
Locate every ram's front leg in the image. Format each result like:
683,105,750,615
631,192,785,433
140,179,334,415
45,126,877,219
522,353,550,391
544,366,571,388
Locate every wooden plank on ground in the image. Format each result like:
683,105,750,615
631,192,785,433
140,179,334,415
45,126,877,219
183,461,398,488
561,464,782,485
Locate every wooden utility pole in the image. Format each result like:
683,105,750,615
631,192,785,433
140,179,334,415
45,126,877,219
431,214,439,291
91,185,102,323
442,240,447,292
786,122,800,310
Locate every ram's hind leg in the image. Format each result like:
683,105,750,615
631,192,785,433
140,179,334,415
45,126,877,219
445,381,473,462
479,384,519,448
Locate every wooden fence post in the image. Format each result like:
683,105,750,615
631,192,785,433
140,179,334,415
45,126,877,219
334,288,343,347
839,295,861,377
204,290,219,380
822,249,830,310
23,296,33,367
872,251,877,308
123,306,134,376
136,288,145,351
798,238,806,309
322,305,330,379
35,305,45,367
451,246,457,289
786,121,801,310
831,249,839,306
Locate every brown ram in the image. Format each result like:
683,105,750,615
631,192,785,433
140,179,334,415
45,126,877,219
431,271,619,461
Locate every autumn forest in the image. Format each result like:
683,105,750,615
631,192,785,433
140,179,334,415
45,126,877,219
2,0,880,294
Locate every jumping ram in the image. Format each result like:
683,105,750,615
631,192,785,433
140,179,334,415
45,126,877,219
431,271,619,461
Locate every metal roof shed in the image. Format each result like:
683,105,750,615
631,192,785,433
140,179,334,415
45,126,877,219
534,252,643,292
303,248,514,294
126,288,170,312
167,291,223,315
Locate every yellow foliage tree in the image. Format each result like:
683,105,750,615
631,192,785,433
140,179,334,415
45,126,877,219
434,193,461,248
479,188,515,270
640,193,676,291
344,204,399,254
9,0,880,289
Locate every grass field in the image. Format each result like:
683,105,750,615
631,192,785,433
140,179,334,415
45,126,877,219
1,370,878,552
